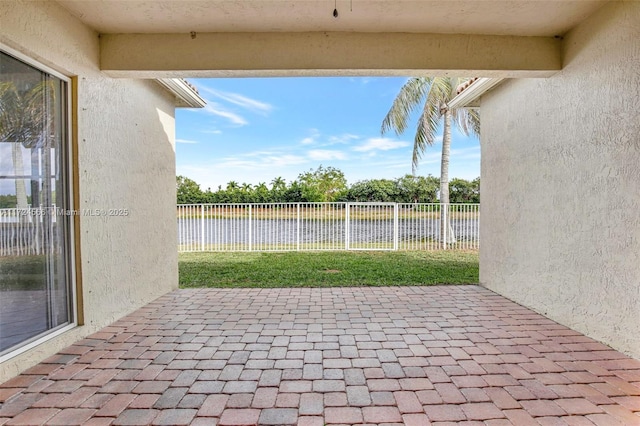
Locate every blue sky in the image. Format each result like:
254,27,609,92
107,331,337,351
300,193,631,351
176,77,480,191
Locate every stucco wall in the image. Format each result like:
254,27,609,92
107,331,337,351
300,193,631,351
480,2,640,358
0,1,178,381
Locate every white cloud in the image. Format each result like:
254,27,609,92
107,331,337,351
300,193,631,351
201,129,222,134
327,133,360,145
307,150,347,161
179,150,308,188
384,162,411,169
353,137,410,152
199,87,273,114
176,139,199,144
300,128,320,145
300,137,315,145
361,159,410,170
241,150,285,158
217,152,308,169
449,146,481,160
202,103,248,126
178,164,301,191
262,155,309,167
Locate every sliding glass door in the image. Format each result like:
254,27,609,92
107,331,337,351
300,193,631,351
0,49,74,357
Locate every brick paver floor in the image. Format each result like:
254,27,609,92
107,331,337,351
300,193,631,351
1,286,639,425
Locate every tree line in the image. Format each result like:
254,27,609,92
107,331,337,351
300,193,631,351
177,166,479,205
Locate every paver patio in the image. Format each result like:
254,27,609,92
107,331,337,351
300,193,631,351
1,285,639,425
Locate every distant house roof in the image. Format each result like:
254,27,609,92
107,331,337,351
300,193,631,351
449,77,504,109
156,78,206,108
456,77,479,95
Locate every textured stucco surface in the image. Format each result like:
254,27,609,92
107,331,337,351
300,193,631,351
480,2,640,359
0,1,178,381
99,32,562,78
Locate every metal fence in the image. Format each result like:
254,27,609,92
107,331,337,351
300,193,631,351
178,203,479,252
0,207,58,256
0,203,480,256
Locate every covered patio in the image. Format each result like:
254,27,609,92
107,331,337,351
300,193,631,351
1,286,639,425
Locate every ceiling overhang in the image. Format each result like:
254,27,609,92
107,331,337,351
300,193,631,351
55,0,608,78
101,32,561,78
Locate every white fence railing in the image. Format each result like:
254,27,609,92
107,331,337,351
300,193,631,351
178,203,479,252
0,207,58,256
0,203,480,256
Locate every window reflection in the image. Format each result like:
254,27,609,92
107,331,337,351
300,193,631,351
0,51,72,355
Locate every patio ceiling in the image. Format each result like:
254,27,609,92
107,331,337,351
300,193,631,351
57,0,609,77
57,1,605,36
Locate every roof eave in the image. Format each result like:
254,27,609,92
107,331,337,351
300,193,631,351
449,77,505,109
156,78,206,108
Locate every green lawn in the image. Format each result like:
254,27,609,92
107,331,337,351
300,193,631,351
179,250,479,288
0,255,46,291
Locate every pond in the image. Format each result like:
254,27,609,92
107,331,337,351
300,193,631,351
178,218,479,250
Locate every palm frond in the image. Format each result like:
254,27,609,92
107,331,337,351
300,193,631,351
451,107,480,138
466,108,481,136
412,95,440,173
0,80,55,147
449,78,480,138
381,77,431,136
382,76,481,173
428,77,454,108
410,77,454,173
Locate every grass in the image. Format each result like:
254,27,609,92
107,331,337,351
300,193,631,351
179,250,479,288
0,255,46,291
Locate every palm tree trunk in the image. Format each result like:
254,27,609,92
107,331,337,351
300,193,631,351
30,149,40,208
12,143,29,210
440,110,453,245
440,110,451,205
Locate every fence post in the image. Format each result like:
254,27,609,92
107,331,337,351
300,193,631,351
248,204,252,252
477,204,480,250
442,204,447,250
296,203,300,251
345,203,350,250
179,202,479,253
393,203,399,251
200,204,205,252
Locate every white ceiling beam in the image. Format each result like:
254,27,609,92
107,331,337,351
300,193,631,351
100,32,561,78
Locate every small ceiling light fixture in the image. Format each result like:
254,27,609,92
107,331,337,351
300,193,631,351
332,0,353,18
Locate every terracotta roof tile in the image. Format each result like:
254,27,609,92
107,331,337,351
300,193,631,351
182,79,199,95
456,77,479,95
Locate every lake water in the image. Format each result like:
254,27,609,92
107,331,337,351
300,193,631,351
178,218,479,248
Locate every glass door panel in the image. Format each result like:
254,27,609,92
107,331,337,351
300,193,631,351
0,50,73,356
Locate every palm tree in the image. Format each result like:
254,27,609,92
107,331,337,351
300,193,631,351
255,182,270,203
381,77,480,205
0,81,55,211
1,82,29,210
270,176,286,202
381,77,479,244
270,176,286,191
